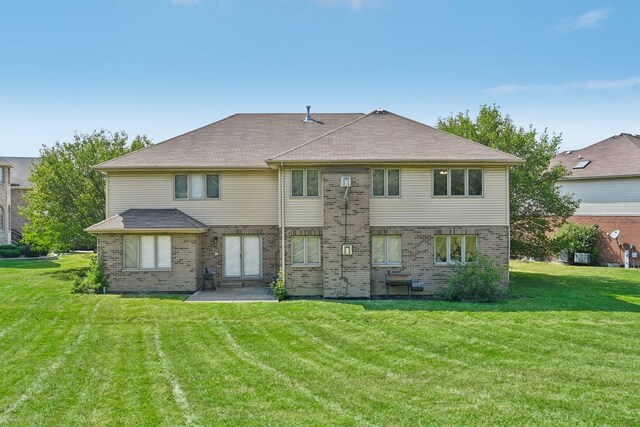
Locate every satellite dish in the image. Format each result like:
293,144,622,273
610,230,620,239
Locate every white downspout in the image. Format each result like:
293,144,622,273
280,163,286,278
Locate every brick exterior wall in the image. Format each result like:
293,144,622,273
285,227,324,296
97,233,201,292
10,188,29,233
370,226,510,296
0,168,8,244
567,216,640,264
322,170,371,298
199,226,280,287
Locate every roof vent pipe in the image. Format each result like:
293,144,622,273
303,105,313,123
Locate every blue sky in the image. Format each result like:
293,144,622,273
1,0,638,156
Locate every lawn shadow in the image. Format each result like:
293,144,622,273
43,267,90,281
117,293,189,301
330,269,640,313
0,260,61,270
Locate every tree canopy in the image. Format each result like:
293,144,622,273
437,105,579,258
22,131,151,252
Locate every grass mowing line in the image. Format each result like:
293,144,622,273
152,323,200,427
0,299,102,425
210,307,374,427
247,321,420,418
0,317,27,340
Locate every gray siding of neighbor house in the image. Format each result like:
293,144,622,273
558,177,640,216
0,168,9,244
10,188,29,233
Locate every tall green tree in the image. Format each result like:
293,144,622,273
22,130,151,252
437,105,579,258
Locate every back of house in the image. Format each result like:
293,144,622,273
87,108,521,297
552,133,640,265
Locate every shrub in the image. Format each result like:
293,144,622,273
0,244,18,250
269,268,287,302
442,254,507,302
0,247,21,258
19,244,48,258
551,222,600,264
72,254,107,294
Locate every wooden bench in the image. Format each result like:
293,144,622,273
385,272,413,299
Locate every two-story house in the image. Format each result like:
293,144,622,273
551,133,640,265
0,158,12,244
87,108,522,297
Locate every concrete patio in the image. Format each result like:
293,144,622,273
185,285,277,303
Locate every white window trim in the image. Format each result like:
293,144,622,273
290,169,320,198
371,168,401,198
435,235,477,265
372,235,402,267
291,235,322,267
173,173,221,200
433,168,484,198
123,235,172,271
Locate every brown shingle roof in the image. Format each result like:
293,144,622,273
94,113,364,170
85,209,209,233
551,133,640,179
269,110,523,164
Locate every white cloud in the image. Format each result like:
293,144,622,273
555,9,609,32
313,0,381,11
486,77,640,96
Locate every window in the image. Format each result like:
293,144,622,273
291,169,319,197
124,235,171,270
0,167,4,183
435,235,477,264
0,207,4,230
291,236,321,266
573,160,591,169
174,174,220,199
433,168,483,197
372,169,400,197
372,235,401,266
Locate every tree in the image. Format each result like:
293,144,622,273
22,130,152,252
437,105,579,258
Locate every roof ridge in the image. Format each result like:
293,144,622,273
268,112,372,161
93,114,240,170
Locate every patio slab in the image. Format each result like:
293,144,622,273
185,286,277,303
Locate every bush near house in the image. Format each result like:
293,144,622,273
552,222,600,265
442,254,507,302
0,244,48,258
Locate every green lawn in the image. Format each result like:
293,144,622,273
1,255,640,426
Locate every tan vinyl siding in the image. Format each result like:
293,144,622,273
558,177,640,216
107,170,278,225
370,166,509,226
283,168,323,227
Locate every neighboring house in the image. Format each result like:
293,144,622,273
87,108,522,297
0,158,12,244
3,157,40,240
551,133,640,264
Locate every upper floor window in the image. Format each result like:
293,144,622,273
291,235,321,266
174,174,219,199
291,169,319,197
372,235,402,266
124,235,172,270
372,168,400,197
433,168,483,197
435,235,477,265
